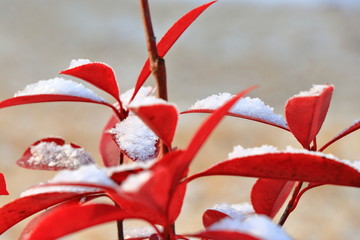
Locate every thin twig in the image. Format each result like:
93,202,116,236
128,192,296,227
278,181,303,226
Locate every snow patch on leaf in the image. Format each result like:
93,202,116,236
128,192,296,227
120,170,152,193
68,59,92,69
49,165,117,187
190,93,287,128
124,226,160,239
121,86,154,108
294,84,332,97
109,115,158,162
20,185,100,197
14,77,104,102
210,202,254,220
228,145,279,159
209,215,291,240
24,141,94,170
129,96,175,108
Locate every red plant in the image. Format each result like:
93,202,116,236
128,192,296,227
1,1,360,240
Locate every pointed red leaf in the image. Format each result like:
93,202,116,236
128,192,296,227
16,137,94,171
187,152,360,188
190,230,261,240
285,84,334,149
0,173,8,195
320,120,360,151
0,191,102,234
130,101,178,147
18,204,145,240
60,62,120,102
251,179,295,218
0,94,121,119
130,1,216,101
99,114,121,167
203,209,229,228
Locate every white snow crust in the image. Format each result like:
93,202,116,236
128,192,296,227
120,86,154,108
120,170,152,193
190,93,287,128
129,96,177,110
49,165,117,187
124,226,159,239
109,114,158,162
293,84,332,97
68,58,92,69
211,202,254,220
14,77,105,102
209,215,292,240
20,185,100,197
26,141,94,170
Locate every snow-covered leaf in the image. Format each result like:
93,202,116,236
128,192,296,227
130,1,216,101
320,119,360,151
190,230,261,240
60,61,121,102
251,179,295,218
17,137,94,171
99,115,121,167
187,145,360,188
0,173,8,195
109,115,159,162
129,96,178,147
183,93,288,130
285,84,334,149
207,215,292,240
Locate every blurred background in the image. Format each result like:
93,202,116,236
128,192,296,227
1,0,360,239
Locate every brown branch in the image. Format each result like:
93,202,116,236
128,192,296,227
278,181,303,226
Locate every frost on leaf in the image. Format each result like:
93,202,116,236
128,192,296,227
208,215,292,240
210,203,255,221
120,170,152,193
189,93,287,129
228,145,279,159
121,86,154,109
18,141,95,170
14,77,105,102
109,115,159,162
294,84,331,97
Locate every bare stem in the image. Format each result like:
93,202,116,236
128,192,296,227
139,0,170,157
278,181,303,226
117,220,124,240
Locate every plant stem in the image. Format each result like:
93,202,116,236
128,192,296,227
117,220,124,240
139,0,170,157
278,181,303,226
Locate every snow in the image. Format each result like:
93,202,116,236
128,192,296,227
209,215,292,240
228,145,279,159
68,58,92,69
128,95,175,109
293,84,332,97
109,114,158,162
25,141,94,170
48,165,117,187
210,202,254,220
106,159,155,176
120,170,152,192
120,86,154,108
20,185,100,197
124,226,159,239
14,77,105,102
190,93,287,128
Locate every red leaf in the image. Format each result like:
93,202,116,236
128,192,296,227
187,152,360,188
99,114,121,167
251,179,295,218
130,103,178,147
60,62,120,102
182,109,289,131
0,191,101,234
0,94,121,119
130,1,216,101
18,204,143,240
0,173,8,195
320,120,360,151
190,230,260,240
285,84,334,149
16,137,94,171
202,209,229,228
